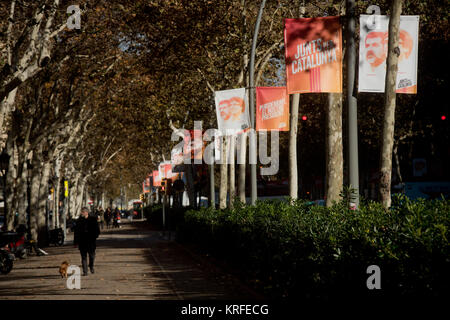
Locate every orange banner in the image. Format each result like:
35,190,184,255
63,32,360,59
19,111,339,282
256,87,289,131
284,17,342,93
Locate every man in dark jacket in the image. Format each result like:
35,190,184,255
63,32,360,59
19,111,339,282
74,207,100,276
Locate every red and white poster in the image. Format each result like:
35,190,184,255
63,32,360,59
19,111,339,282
152,170,161,187
214,88,250,135
143,176,150,193
284,16,343,94
358,15,419,93
256,87,289,131
160,161,180,180
171,145,184,172
183,129,204,161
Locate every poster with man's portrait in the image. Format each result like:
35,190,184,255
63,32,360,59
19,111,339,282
358,15,419,94
214,88,251,135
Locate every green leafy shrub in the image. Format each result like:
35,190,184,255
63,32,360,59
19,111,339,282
177,196,450,299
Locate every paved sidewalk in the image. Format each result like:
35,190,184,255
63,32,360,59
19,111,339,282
0,220,263,300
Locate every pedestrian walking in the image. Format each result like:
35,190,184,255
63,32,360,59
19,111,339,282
113,208,121,229
105,207,112,229
74,207,100,276
97,207,105,230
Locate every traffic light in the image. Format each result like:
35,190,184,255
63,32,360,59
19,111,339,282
301,115,308,121
161,179,166,192
140,194,144,201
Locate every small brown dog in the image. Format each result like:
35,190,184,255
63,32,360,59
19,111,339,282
59,261,69,278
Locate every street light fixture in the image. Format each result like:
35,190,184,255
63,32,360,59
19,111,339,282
0,149,10,230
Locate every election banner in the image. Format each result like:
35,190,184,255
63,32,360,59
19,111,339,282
284,16,343,94
256,87,289,131
143,176,150,193
159,161,172,180
171,145,184,173
152,170,161,187
184,129,205,161
358,15,419,93
160,161,180,180
214,88,251,135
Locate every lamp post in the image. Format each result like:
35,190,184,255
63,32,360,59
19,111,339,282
249,0,267,205
0,150,10,230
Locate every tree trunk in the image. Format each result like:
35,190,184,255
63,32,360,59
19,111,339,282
208,145,215,208
219,135,228,209
37,161,51,246
54,175,61,228
289,94,300,200
185,164,195,207
69,176,78,219
393,140,403,184
238,132,247,203
228,135,236,207
75,177,84,217
5,134,15,231
379,0,403,209
326,93,344,206
17,158,28,226
29,151,42,242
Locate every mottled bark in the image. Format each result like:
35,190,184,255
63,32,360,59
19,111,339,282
17,159,28,226
379,0,403,209
37,161,51,245
5,134,15,231
54,175,61,229
29,149,42,241
326,93,344,207
289,94,300,200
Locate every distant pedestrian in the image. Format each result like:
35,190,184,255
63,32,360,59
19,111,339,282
113,209,121,229
74,207,100,276
97,207,105,230
105,207,112,229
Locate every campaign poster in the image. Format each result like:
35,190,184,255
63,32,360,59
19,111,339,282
256,87,289,131
358,15,419,93
183,129,205,161
152,170,161,187
214,88,251,135
284,16,343,94
171,145,184,173
143,176,150,193
159,161,179,180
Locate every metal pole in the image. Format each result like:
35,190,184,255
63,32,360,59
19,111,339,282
209,146,215,207
346,0,360,209
162,193,166,236
249,0,266,205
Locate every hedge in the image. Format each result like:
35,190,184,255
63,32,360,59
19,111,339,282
144,204,191,230
176,195,450,299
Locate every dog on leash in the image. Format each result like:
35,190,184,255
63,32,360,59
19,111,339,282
59,261,69,278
